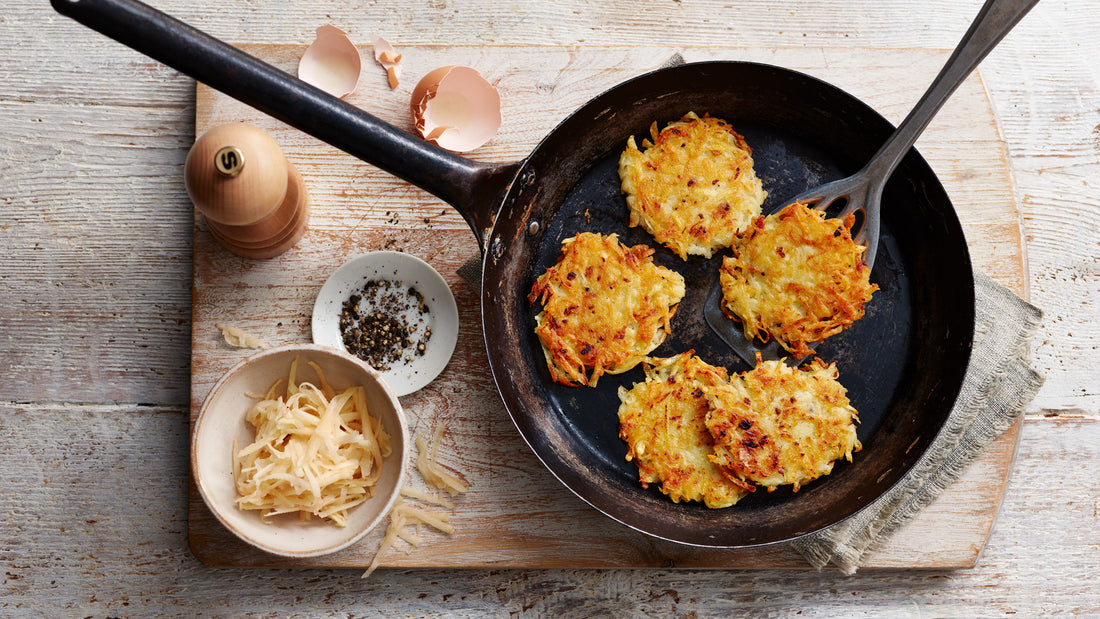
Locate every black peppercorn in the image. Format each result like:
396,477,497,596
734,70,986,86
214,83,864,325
338,277,433,371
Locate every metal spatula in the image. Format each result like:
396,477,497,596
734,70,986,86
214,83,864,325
705,0,1039,366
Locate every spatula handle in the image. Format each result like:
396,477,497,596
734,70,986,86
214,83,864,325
866,0,1040,181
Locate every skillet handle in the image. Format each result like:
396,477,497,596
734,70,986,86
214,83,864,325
51,0,516,251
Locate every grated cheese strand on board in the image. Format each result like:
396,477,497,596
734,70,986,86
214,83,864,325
215,323,270,350
362,422,470,578
415,422,470,496
401,486,456,509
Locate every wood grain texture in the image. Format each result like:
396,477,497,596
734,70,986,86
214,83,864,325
3,406,1095,615
2,0,1096,615
4,0,1093,413
188,44,1023,570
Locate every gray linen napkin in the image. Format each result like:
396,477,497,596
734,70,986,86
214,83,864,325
793,268,1044,573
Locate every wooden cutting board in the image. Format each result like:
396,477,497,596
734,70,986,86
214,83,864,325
188,44,1025,569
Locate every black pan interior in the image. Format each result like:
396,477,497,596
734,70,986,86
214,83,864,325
481,62,974,547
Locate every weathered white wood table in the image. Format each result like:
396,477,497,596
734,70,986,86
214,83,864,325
2,0,1097,615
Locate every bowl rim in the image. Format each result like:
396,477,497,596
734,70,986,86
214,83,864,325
310,250,459,396
191,343,409,558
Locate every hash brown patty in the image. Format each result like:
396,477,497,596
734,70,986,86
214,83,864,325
719,202,878,357
619,112,766,259
706,356,861,493
617,353,753,508
529,232,686,387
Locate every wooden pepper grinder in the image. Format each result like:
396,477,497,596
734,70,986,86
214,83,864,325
185,123,310,259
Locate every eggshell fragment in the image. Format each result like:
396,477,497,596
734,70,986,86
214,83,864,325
410,66,501,153
298,25,361,98
373,37,402,89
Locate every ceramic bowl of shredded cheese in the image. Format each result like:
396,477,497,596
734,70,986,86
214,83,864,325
192,344,410,558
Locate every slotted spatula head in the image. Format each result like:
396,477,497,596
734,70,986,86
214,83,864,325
703,269,816,365
705,0,1039,366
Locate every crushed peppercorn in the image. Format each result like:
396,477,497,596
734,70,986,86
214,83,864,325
339,278,432,371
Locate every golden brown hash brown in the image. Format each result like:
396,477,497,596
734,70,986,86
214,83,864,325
619,112,767,260
706,356,861,493
617,353,753,508
528,232,686,387
719,202,878,357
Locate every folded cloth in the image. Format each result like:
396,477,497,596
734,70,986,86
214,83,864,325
792,269,1044,573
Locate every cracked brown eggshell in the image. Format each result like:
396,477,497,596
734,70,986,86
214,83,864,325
373,37,402,89
298,25,362,99
410,65,501,153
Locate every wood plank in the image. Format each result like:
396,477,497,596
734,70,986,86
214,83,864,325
5,0,1095,613
188,45,1025,569
4,406,1094,614
0,101,194,405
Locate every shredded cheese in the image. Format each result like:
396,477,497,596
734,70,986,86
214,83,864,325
215,323,270,350
362,422,469,578
233,356,391,527
416,422,470,496
401,486,456,509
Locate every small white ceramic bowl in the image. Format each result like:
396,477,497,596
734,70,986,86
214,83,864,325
312,251,459,396
192,344,409,558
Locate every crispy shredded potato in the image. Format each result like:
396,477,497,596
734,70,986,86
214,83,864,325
618,352,862,504
529,232,686,386
617,352,752,509
706,355,861,493
619,111,766,259
233,356,391,527
719,202,878,356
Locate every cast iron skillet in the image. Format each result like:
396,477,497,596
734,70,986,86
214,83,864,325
55,0,975,547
